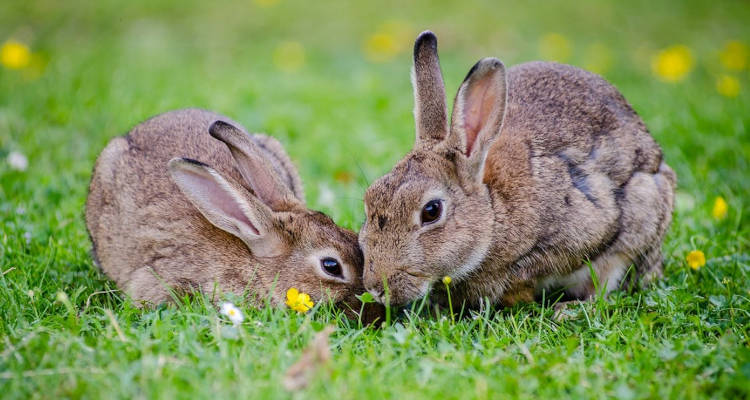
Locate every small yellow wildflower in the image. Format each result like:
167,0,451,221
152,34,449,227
273,41,305,73
712,196,728,220
721,277,730,285
686,250,706,270
1,39,31,70
719,41,748,71
715,75,740,98
363,20,412,63
286,288,314,313
442,276,452,285
538,33,571,63
364,33,398,62
651,45,693,83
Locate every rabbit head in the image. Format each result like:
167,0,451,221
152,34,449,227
168,120,372,314
359,31,508,306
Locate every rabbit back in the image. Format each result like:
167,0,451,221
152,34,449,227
85,109,301,303
485,62,675,299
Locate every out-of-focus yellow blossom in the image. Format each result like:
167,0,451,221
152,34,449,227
363,20,413,63
364,33,398,62
712,196,728,220
286,288,314,313
1,39,31,70
715,75,740,98
719,41,747,71
273,41,305,72
538,33,571,63
253,0,279,7
651,45,693,83
686,250,706,270
583,42,613,75
442,276,452,285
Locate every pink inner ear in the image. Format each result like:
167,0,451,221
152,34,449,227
182,170,260,236
463,74,496,156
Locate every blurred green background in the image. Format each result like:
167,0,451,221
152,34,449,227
1,0,747,226
1,0,748,398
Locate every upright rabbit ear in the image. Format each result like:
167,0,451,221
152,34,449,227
448,58,508,181
412,31,449,148
168,158,281,257
209,121,301,211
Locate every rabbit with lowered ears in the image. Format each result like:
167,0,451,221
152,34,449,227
86,108,383,321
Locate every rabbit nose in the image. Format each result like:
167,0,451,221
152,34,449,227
364,275,385,303
367,288,385,304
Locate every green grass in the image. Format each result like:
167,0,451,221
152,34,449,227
1,0,749,398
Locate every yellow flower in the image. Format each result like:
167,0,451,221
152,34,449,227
712,196,728,220
442,276,452,285
719,41,747,71
1,39,31,70
363,20,412,63
538,33,571,63
286,288,314,313
273,41,305,73
364,33,398,62
686,250,706,270
651,45,693,83
716,75,740,98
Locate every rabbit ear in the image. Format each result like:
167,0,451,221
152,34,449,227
448,58,508,180
412,31,449,148
168,158,280,256
209,120,301,211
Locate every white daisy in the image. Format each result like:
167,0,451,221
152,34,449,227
220,302,244,326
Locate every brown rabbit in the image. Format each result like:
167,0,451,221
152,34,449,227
359,32,676,308
86,108,378,318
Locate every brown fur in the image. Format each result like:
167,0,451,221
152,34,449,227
360,32,675,307
86,108,382,320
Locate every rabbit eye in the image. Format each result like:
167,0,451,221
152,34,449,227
421,199,442,225
320,257,343,278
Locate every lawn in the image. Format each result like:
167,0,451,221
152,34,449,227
1,0,749,398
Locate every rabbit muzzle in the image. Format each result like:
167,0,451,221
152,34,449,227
363,266,431,306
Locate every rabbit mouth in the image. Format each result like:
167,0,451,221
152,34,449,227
366,271,431,306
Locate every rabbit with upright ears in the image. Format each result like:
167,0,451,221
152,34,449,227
359,31,675,308
86,108,382,320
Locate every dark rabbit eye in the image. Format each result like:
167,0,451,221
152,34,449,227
320,257,343,278
421,199,442,225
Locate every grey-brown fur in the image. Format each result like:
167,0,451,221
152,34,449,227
86,108,380,319
360,31,675,307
